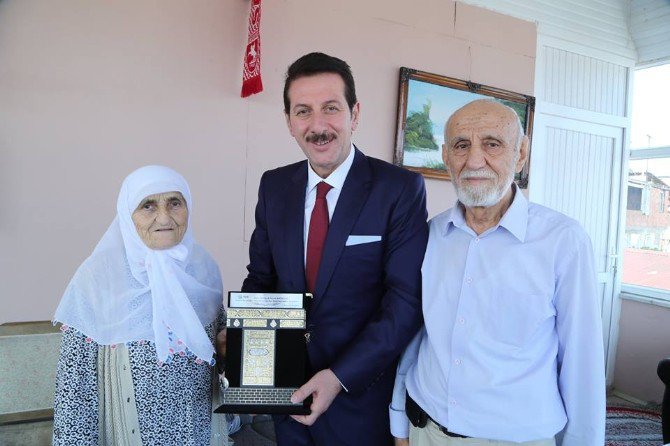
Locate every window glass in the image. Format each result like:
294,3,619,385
623,64,670,295
630,65,670,148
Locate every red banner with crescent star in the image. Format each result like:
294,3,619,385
241,0,263,98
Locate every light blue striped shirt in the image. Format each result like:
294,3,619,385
390,186,606,445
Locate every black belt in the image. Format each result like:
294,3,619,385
405,392,470,439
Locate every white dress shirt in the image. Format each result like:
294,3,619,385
303,144,355,264
390,185,606,445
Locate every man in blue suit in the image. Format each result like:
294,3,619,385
242,52,428,445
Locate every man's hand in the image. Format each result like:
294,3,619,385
394,437,409,446
289,368,342,426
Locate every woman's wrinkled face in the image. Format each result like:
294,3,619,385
131,191,188,250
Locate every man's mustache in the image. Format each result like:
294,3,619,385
306,132,336,144
460,169,496,180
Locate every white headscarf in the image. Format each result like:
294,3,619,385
54,165,222,365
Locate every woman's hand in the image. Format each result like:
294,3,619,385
215,328,226,374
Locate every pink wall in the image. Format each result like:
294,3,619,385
0,0,536,323
613,299,670,403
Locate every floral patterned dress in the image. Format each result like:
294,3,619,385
53,313,224,446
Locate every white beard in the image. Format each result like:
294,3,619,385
453,158,517,207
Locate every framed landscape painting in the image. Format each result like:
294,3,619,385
393,67,535,187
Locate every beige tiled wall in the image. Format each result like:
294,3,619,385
0,323,61,417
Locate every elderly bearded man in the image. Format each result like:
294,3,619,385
390,100,606,446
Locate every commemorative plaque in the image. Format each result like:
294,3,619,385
214,292,312,415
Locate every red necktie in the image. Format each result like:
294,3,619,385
306,181,333,293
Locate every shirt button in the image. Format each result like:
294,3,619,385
466,277,473,284
454,359,462,365
475,238,480,243
450,399,457,405
459,317,466,325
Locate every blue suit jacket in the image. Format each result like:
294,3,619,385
243,148,428,443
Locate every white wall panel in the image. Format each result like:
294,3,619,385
459,0,637,61
543,47,629,115
629,0,670,65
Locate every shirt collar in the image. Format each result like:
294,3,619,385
498,184,528,242
307,144,355,192
444,183,528,242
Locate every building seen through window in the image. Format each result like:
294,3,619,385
624,158,670,291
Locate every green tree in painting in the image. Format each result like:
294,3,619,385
500,100,527,129
404,100,439,152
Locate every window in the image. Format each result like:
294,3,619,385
622,64,670,302
627,186,642,211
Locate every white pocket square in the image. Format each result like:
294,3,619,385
345,235,382,246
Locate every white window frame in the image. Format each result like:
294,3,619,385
621,145,670,307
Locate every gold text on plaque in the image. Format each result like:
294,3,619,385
241,330,275,386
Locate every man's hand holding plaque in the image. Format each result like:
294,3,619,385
289,368,341,425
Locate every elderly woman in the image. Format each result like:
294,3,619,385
53,165,230,445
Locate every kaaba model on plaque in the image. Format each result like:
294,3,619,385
214,292,312,415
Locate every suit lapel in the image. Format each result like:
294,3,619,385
281,162,308,292
312,148,372,309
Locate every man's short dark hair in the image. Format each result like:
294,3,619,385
283,52,357,114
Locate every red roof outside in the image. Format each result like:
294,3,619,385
622,248,670,291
